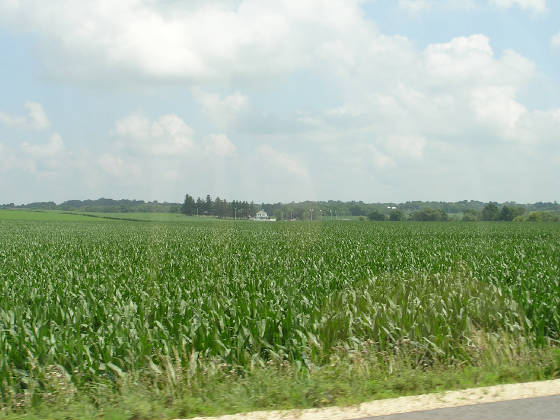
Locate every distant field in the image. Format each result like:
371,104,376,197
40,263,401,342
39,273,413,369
77,211,225,222
0,209,227,222
0,209,108,222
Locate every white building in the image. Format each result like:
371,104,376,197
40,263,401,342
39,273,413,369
255,210,269,220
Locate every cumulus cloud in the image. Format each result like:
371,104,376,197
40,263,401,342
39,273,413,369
192,89,249,128
489,0,547,13
306,34,536,145
470,86,527,136
0,132,69,178
386,135,427,159
368,145,395,169
399,0,545,13
1,2,558,202
204,133,237,157
98,153,140,178
114,113,195,156
0,102,50,130
0,0,370,84
256,145,308,178
21,133,64,157
398,0,476,12
552,32,560,48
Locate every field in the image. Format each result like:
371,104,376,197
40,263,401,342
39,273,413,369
1,215,560,418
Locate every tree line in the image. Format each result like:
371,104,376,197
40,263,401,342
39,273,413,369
3,196,559,222
366,203,559,222
181,194,257,218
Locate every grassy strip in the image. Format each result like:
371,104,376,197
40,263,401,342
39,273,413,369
2,340,559,419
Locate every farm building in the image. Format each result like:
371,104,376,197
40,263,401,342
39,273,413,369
255,210,269,220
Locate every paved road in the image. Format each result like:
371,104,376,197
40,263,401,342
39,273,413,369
357,395,560,420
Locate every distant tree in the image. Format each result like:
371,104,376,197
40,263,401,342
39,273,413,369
195,197,204,215
204,194,213,215
499,205,526,221
181,194,196,215
273,209,283,220
367,210,386,221
500,205,515,221
349,205,364,216
462,209,479,222
169,204,181,213
214,196,227,218
481,203,500,221
410,208,448,221
526,211,560,222
389,209,405,221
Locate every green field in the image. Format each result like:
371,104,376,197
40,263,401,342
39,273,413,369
1,218,560,418
77,212,224,222
0,210,211,223
0,210,109,222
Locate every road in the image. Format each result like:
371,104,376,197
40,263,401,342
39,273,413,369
358,395,560,420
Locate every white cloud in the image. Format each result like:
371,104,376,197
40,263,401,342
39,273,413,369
192,89,249,128
204,133,237,157
98,153,140,178
0,0,369,84
399,0,545,13
0,132,68,178
398,0,476,12
552,32,560,48
114,113,195,156
0,102,50,130
25,102,50,130
368,145,395,169
386,135,427,159
489,0,547,13
515,108,560,144
398,0,433,12
256,145,309,178
21,133,64,157
1,2,559,203
470,86,527,136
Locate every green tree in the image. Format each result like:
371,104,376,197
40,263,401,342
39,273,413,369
349,205,364,216
500,205,515,221
410,208,448,221
195,197,204,216
481,203,500,221
462,209,479,222
204,194,213,215
181,194,196,215
367,210,386,221
389,209,405,221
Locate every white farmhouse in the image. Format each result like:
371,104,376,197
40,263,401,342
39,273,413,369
255,210,269,220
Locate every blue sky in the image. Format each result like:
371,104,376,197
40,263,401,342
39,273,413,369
0,0,559,204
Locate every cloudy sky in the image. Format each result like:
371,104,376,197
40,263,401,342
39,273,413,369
1,0,559,204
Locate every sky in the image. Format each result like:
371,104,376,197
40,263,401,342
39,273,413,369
0,0,559,204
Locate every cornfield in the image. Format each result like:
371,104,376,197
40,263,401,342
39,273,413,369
1,220,559,400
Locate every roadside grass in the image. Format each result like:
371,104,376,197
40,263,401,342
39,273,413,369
2,342,559,420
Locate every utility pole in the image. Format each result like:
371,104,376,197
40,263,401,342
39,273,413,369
234,208,237,220
196,207,198,216
310,208,314,221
